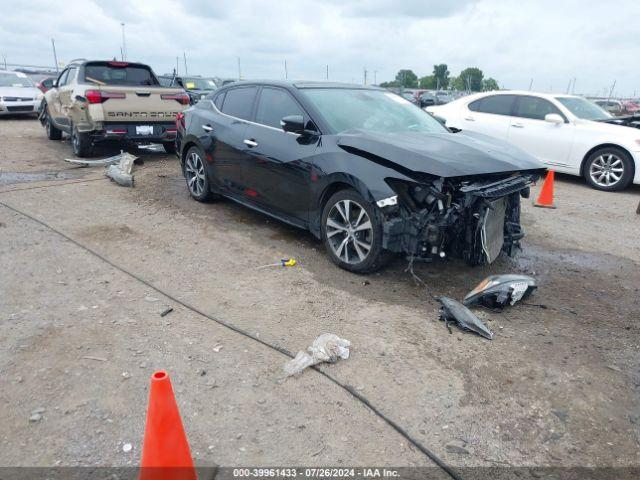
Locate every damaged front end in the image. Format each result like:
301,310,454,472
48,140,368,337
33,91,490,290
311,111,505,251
381,172,540,265
595,114,640,130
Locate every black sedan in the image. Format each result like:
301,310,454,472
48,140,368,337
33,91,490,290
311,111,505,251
175,81,545,273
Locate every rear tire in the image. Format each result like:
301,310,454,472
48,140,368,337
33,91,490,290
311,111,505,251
44,107,62,140
184,146,213,202
584,147,633,191
71,125,93,158
321,189,388,273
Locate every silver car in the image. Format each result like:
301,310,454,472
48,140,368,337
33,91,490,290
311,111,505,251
0,70,42,116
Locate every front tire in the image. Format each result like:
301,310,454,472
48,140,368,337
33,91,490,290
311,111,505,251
71,125,92,157
184,146,213,202
321,189,388,273
584,147,633,191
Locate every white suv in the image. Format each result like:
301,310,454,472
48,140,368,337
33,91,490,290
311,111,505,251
428,91,640,191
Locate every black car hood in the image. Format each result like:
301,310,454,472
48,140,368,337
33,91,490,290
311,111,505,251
336,130,544,178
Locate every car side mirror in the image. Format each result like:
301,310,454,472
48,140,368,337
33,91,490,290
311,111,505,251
544,113,564,124
281,115,306,134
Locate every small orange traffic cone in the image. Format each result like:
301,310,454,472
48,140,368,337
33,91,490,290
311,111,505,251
534,170,556,209
139,371,196,480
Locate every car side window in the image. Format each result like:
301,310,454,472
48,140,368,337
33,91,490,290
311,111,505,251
64,67,77,86
213,92,225,110
57,69,69,87
255,88,304,129
514,96,564,121
469,95,515,115
220,87,258,120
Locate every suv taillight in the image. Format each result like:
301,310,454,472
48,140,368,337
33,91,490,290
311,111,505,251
175,112,185,130
162,93,190,105
85,90,126,104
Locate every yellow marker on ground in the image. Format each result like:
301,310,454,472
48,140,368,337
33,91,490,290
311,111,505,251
257,258,297,269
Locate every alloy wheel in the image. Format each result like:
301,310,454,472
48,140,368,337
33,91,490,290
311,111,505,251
589,153,624,187
326,199,373,264
185,151,206,197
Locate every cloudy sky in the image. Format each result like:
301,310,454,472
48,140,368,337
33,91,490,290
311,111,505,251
1,0,639,96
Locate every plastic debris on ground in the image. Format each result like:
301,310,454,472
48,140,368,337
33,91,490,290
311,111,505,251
463,274,537,309
63,151,135,167
437,296,494,340
64,151,138,187
106,152,137,187
283,333,351,377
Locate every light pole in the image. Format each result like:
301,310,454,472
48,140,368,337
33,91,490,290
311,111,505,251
51,39,59,73
121,23,127,61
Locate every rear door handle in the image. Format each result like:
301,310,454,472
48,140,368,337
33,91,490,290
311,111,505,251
511,123,524,128
202,124,213,132
243,139,258,148
463,116,475,121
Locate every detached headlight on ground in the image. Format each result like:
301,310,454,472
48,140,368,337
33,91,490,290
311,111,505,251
463,274,537,309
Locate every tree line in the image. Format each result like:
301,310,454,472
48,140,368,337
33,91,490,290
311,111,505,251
379,64,499,92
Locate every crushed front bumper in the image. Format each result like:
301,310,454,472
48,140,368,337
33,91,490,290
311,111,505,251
381,173,536,265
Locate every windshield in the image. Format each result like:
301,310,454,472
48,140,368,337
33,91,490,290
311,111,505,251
302,88,448,134
182,77,217,91
555,97,611,120
0,73,35,88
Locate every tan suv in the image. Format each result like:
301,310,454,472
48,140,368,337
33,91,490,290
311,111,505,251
40,59,189,157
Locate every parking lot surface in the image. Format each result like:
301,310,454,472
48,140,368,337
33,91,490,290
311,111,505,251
1,117,639,471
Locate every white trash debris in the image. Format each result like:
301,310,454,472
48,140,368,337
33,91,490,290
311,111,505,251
122,443,132,453
283,333,351,377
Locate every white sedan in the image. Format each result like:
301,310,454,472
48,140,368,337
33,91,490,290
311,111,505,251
427,91,640,191
0,70,43,117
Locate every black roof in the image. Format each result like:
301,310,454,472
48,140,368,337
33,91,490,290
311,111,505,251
218,79,381,90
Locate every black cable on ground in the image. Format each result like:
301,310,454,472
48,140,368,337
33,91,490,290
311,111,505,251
405,255,439,302
0,200,464,480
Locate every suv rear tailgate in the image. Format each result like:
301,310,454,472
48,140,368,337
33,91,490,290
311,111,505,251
87,86,186,123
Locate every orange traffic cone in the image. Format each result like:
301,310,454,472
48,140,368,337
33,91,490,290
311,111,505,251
139,371,196,480
534,170,556,208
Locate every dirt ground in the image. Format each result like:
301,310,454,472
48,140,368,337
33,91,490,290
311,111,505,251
0,117,639,475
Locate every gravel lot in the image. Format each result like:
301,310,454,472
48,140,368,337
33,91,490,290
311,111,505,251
1,117,639,475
